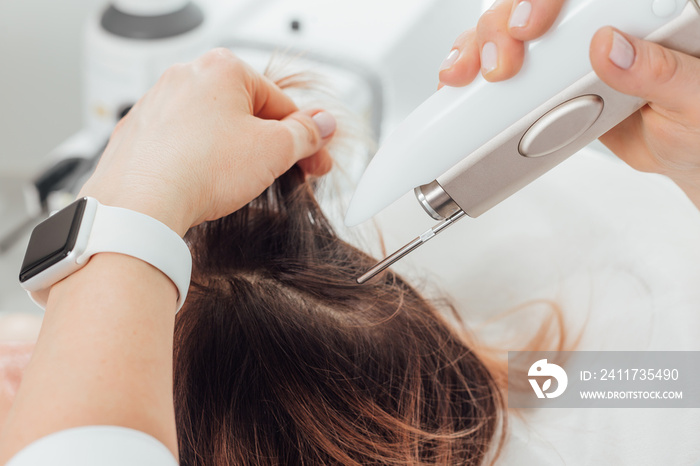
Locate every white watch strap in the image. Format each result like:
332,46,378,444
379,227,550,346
77,202,192,311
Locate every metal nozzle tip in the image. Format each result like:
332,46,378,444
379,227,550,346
355,210,467,285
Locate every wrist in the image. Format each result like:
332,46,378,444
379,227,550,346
20,197,193,312
47,252,178,314
78,182,195,237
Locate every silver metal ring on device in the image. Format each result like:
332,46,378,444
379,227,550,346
414,181,460,220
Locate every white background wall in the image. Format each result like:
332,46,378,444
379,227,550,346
0,0,99,177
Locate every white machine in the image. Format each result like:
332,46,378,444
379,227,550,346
70,0,477,163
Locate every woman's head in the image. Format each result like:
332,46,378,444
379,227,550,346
174,167,503,465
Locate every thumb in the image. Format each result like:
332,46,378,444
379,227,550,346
281,109,336,156
590,27,700,114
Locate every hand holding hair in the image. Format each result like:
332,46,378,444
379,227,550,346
79,48,337,237
439,0,700,209
0,49,337,464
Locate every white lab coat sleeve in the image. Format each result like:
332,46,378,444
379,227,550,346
5,426,178,466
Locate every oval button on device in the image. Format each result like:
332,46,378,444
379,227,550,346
519,95,604,158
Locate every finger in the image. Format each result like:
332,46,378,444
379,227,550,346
476,0,525,81
297,148,334,177
264,110,336,176
590,27,700,115
439,29,481,87
598,111,654,171
507,0,566,42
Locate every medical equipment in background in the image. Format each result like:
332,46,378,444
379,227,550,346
0,0,476,252
349,0,700,284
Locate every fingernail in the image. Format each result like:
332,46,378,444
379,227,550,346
609,31,635,70
481,42,498,74
440,49,460,71
509,1,532,29
312,111,336,139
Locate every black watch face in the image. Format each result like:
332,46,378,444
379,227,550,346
19,198,88,283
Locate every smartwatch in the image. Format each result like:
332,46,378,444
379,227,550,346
19,197,192,311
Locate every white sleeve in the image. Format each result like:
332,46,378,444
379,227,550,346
6,426,178,466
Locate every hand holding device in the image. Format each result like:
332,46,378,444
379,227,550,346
441,0,700,208
349,0,700,283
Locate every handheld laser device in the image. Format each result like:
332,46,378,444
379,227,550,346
346,0,700,283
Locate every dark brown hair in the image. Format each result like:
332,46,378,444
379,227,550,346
173,167,504,465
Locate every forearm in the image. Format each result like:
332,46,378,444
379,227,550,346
0,253,179,463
